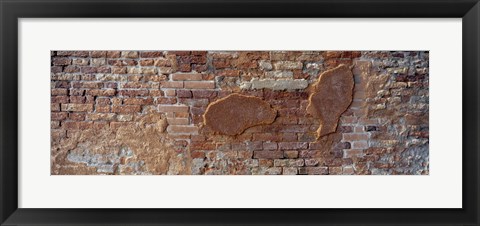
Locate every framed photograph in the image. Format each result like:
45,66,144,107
1,0,479,225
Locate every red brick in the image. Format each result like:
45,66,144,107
184,81,215,89
192,90,217,99
57,51,89,57
177,90,192,98
343,133,369,141
69,96,85,103
52,57,71,65
51,112,68,121
87,89,116,96
278,142,308,150
171,73,202,81
140,51,163,58
90,51,107,58
51,89,68,96
161,81,184,88
69,113,85,121
118,89,149,97
253,151,284,159
123,97,153,105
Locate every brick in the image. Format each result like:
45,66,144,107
51,89,68,96
262,142,277,150
167,118,189,125
51,112,68,121
121,51,138,58
71,81,102,89
172,73,203,81
91,58,106,66
283,167,298,175
52,96,70,104
299,150,317,158
274,159,304,167
352,141,368,149
253,151,283,159
86,113,116,121
192,90,217,99
112,67,127,74
278,142,308,150
161,81,184,88
57,51,89,57
71,58,89,66
184,81,215,89
86,89,116,96
81,67,98,74
344,149,364,158
69,96,85,103
106,51,121,58
177,90,192,98
123,97,153,105
158,105,189,113
139,59,154,66
304,159,319,166
305,167,328,175
109,59,137,66
91,51,107,58
140,51,163,58
61,104,93,112
167,125,199,134
112,105,141,113
95,105,110,113
52,57,71,65
63,121,93,130
63,66,80,73
118,89,149,97
283,150,298,159
51,103,60,111
343,133,369,141
69,113,85,121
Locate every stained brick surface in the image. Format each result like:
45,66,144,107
51,51,429,175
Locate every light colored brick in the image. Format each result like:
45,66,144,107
158,105,189,113
61,104,93,112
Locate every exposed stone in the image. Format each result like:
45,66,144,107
265,71,294,79
307,64,354,138
274,61,303,70
203,93,277,135
241,78,308,91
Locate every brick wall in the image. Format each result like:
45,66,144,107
51,51,429,175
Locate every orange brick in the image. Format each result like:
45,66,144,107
171,73,202,81
158,105,189,113
184,81,215,89
161,81,183,88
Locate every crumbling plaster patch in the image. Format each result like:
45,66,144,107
203,93,277,135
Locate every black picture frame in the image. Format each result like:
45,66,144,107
1,0,479,225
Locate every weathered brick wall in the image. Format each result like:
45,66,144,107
51,51,429,175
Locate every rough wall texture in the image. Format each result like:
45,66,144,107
51,50,429,175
